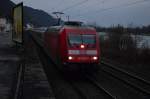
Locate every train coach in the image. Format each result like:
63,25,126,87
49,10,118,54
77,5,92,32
40,21,100,70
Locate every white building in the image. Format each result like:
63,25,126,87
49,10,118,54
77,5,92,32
0,17,11,32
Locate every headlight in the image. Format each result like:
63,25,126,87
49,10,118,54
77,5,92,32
92,56,98,60
68,56,73,60
80,44,85,49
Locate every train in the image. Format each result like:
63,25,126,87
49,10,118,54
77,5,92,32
34,21,100,71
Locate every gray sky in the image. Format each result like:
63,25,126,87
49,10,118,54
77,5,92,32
11,0,150,27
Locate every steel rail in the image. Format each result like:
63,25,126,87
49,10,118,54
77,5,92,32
101,58,150,85
86,75,116,99
101,60,150,95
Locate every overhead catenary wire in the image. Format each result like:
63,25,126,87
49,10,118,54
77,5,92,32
61,0,89,12
75,0,150,18
60,0,108,21
55,0,150,23
94,0,150,13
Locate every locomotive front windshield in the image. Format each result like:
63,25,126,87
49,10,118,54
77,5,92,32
68,34,96,47
82,35,96,44
69,34,82,44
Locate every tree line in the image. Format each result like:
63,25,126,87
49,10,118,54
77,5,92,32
90,24,150,35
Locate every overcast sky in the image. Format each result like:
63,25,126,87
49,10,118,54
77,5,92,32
11,0,150,27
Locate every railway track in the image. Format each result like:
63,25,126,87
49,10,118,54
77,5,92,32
85,75,116,99
100,59,150,96
101,58,150,84
62,71,115,99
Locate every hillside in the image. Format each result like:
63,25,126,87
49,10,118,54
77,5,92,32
24,6,57,27
0,0,15,18
0,0,57,26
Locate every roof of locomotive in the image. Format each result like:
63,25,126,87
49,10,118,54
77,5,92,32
46,21,96,33
46,25,96,32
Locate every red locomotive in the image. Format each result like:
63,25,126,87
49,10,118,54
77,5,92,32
42,21,100,70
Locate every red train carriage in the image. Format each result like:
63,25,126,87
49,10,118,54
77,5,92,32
44,22,100,70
